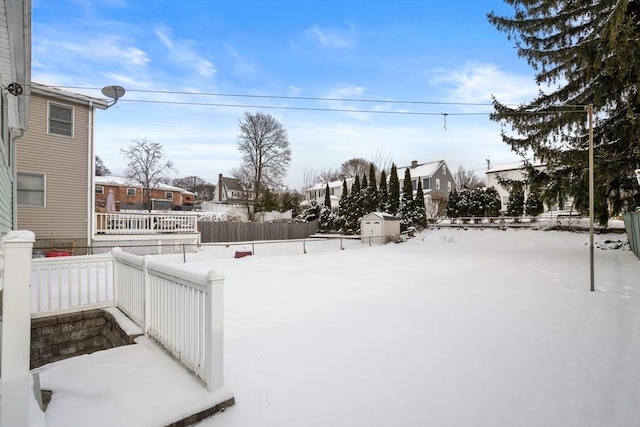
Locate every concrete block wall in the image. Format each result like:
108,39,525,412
31,309,142,369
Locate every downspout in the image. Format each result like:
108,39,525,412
87,102,94,249
11,129,26,231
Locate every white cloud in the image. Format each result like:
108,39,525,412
155,28,217,78
428,62,538,110
35,36,150,67
305,23,357,49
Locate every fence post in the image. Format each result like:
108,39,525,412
1,230,36,427
142,255,151,335
205,270,225,392
112,247,121,307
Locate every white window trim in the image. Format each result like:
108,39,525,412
17,172,46,207
126,187,137,197
436,178,440,190
95,185,104,194
442,164,447,175
447,181,452,192
165,191,173,199
47,101,75,138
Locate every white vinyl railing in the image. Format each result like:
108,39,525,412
31,253,114,317
113,249,146,328
95,212,199,235
27,247,225,392
145,262,224,391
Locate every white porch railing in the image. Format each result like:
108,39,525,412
95,212,199,235
27,247,225,392
31,253,114,317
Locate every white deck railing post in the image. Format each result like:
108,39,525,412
1,230,36,427
142,255,151,335
205,270,225,392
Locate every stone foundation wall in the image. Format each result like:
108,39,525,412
31,309,142,369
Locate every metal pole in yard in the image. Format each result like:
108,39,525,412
587,104,595,292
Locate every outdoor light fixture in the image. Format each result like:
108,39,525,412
101,85,126,108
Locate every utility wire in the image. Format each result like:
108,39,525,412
35,84,588,117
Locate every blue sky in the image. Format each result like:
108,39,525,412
32,0,539,189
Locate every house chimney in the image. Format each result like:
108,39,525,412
411,160,418,168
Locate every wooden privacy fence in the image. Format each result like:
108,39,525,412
198,219,319,243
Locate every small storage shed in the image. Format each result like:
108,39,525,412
361,212,401,245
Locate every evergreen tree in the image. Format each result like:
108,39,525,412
336,179,349,231
525,189,544,218
257,187,279,212
484,187,502,217
345,175,362,232
468,187,486,217
399,168,416,230
506,181,525,220
324,183,331,208
388,163,400,215
415,179,427,227
446,189,460,219
378,170,388,212
488,1,640,224
457,189,471,218
318,205,333,231
366,163,379,213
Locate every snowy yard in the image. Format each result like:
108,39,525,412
38,228,639,427
173,228,639,427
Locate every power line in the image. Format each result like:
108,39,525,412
37,84,588,116
47,85,496,107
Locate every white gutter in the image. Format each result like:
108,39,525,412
87,101,94,247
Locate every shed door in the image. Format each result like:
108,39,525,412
363,220,382,237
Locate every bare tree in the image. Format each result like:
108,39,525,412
340,158,370,179
230,164,258,217
237,112,292,207
121,138,176,210
454,166,484,190
172,175,212,202
370,150,393,177
95,155,111,176
316,168,342,184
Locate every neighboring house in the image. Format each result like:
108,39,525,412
95,176,195,210
213,174,254,204
0,0,31,238
397,160,456,199
304,178,354,208
485,160,548,212
16,83,108,249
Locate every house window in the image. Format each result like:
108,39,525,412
442,164,447,175
48,103,74,137
165,191,173,199
17,172,45,207
126,188,136,197
447,181,452,192
436,178,440,190
422,178,430,190
412,180,417,190
95,185,104,194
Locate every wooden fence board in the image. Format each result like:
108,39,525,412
198,220,319,243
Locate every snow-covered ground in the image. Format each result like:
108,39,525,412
39,228,640,427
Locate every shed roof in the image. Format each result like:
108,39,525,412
363,212,400,221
